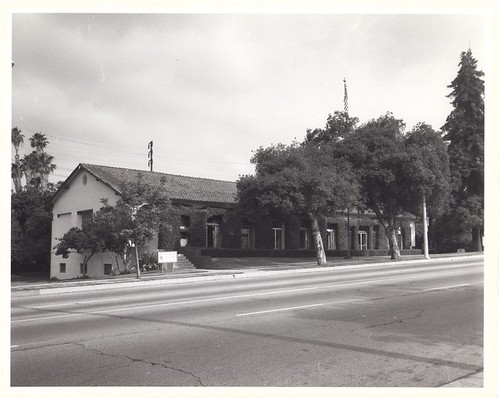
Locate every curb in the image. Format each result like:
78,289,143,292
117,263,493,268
11,254,484,298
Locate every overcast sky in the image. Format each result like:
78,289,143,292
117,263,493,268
12,12,485,183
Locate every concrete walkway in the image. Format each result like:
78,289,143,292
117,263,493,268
11,252,483,297
439,371,484,387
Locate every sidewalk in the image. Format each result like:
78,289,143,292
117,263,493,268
439,371,484,387
11,252,483,298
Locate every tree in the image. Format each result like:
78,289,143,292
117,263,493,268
54,226,103,277
29,132,49,152
113,175,173,277
34,152,57,189
304,111,359,146
404,123,451,255
11,183,59,273
17,132,57,190
11,127,24,193
237,142,359,265
438,49,484,251
333,113,409,260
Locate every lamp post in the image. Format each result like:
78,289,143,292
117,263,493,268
131,202,148,279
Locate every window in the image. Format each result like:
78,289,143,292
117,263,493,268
241,228,253,249
77,209,93,228
180,215,191,230
273,228,283,250
104,264,112,275
300,229,311,250
373,225,380,249
358,230,368,250
327,228,336,250
60,263,66,273
273,221,285,250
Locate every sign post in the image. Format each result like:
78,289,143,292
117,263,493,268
158,251,177,273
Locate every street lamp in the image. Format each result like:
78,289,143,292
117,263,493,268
131,202,148,278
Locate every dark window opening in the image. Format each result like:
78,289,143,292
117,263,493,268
104,263,112,275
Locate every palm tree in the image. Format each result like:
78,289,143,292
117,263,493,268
21,151,56,190
12,127,24,158
36,152,57,189
20,152,38,188
11,127,24,192
29,132,48,153
19,132,57,190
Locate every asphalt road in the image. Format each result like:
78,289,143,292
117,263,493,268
11,256,484,387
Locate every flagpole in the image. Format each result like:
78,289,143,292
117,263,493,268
344,78,352,259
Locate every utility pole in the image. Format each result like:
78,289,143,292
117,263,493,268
148,141,153,171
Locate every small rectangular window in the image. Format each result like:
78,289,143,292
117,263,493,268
104,263,112,275
60,263,66,273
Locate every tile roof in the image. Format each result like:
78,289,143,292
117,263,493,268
80,164,237,204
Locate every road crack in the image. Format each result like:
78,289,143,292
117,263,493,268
366,309,425,329
71,342,205,386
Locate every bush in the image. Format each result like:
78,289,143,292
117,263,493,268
139,251,159,271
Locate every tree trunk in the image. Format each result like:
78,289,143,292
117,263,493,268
12,163,22,193
369,204,401,260
309,213,327,265
82,252,95,278
135,243,141,278
13,175,22,193
422,192,430,259
388,227,401,260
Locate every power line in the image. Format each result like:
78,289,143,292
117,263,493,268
16,128,253,166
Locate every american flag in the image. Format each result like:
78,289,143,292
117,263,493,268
343,78,349,115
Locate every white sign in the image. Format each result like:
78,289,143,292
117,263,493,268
158,251,177,263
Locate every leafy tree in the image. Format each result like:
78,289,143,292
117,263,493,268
404,123,451,253
305,111,359,146
112,175,173,276
54,226,103,277
333,113,409,259
237,142,359,265
11,183,59,273
438,49,484,251
404,124,451,215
